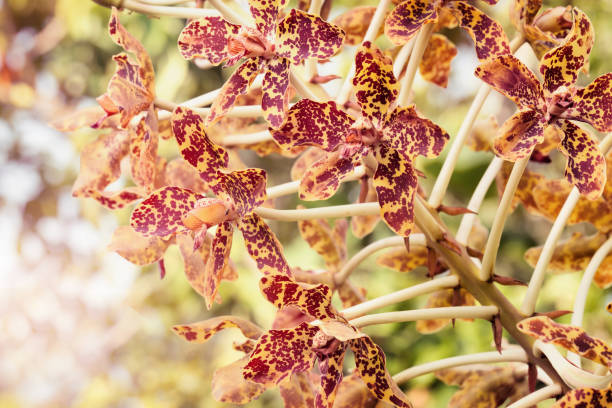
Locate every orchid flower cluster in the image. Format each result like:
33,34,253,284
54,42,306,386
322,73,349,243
55,0,612,406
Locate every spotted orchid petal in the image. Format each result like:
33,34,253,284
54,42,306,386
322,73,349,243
108,226,171,266
50,106,115,132
351,177,380,239
72,130,129,202
552,387,612,408
475,55,544,110
450,1,511,62
558,120,606,200
373,145,418,237
416,289,476,334
178,17,241,64
376,245,428,273
517,316,612,370
316,343,348,408
540,8,593,95
492,110,546,161
172,106,229,184
163,158,210,193
497,163,547,216
350,336,412,407
212,356,268,404
276,9,346,65
353,41,399,129
249,0,287,39
291,148,327,181
298,214,347,271
214,168,267,217
243,322,319,386
82,189,144,210
525,232,612,289
568,73,612,133
105,54,155,128
262,57,291,128
419,34,457,88
332,375,377,408
129,114,158,192
176,233,238,301
207,57,264,126
510,0,542,28
436,364,528,407
131,186,204,237
384,0,438,46
300,147,366,201
383,105,449,161
172,315,263,343
201,221,235,309
279,372,317,408
260,274,336,320
332,6,378,46
238,213,292,277
271,99,354,152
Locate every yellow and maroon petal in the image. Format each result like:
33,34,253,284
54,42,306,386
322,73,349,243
353,41,399,129
350,336,412,407
450,1,511,62
276,9,346,65
568,73,612,133
298,214,346,271
211,356,268,404
384,0,438,46
107,53,154,128
259,274,336,320
129,113,158,192
163,158,210,193
316,343,348,408
72,130,130,198
108,225,171,266
300,147,365,201
214,168,267,216
80,188,144,210
172,315,263,343
351,177,380,238
510,0,542,28
108,8,154,92
249,0,286,39
540,8,593,94
203,221,235,309
373,145,418,237
376,245,428,273
332,6,378,46
517,316,612,370
552,387,612,408
172,106,229,184
243,322,319,385
475,55,544,110
130,186,204,237
279,372,317,408
558,120,606,200
238,213,292,277
492,110,546,161
383,105,449,160
419,34,457,88
207,57,264,126
271,99,354,152
178,17,241,64
262,57,291,128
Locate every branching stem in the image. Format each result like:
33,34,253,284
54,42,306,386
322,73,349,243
350,305,498,328
506,384,562,408
397,23,435,106
480,156,529,281
342,275,459,320
265,166,366,200
255,202,380,221
521,132,612,316
334,235,425,286
392,348,528,384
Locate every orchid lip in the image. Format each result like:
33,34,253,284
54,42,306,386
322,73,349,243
182,198,235,231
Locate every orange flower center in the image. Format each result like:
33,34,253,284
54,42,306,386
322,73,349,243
227,27,276,60
182,198,234,231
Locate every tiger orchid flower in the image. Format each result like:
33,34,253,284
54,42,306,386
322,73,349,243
385,0,511,68
242,274,412,408
177,0,345,127
271,41,449,237
476,8,609,199
130,107,291,308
